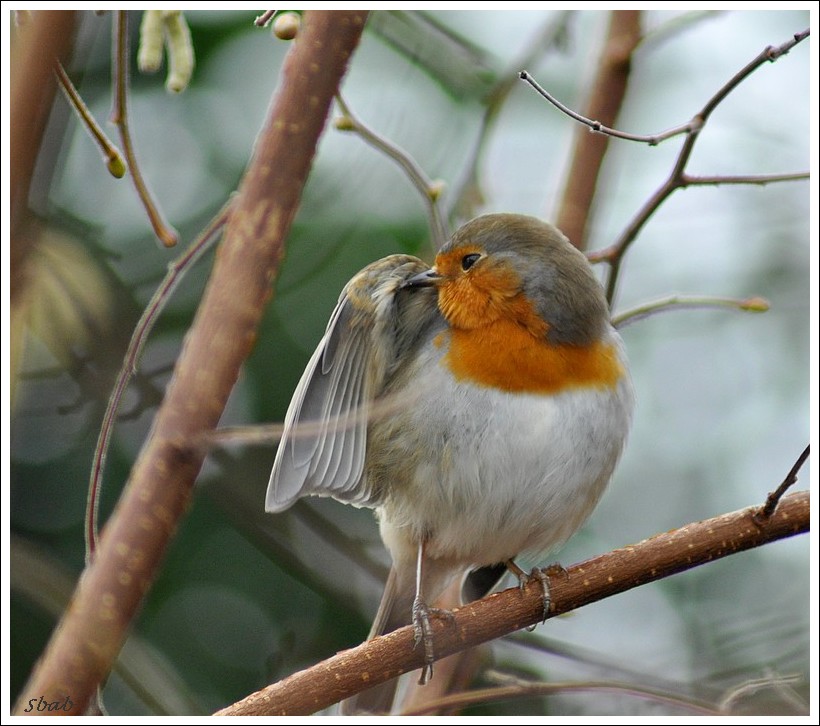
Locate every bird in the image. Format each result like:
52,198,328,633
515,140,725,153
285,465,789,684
265,213,634,713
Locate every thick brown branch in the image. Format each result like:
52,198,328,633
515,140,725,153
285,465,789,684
14,11,368,716
554,11,642,251
215,490,808,716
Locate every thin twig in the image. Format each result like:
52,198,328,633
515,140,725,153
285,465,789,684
520,29,809,149
521,70,693,146
639,11,725,51
255,10,276,27
449,11,573,222
85,200,231,560
54,61,126,178
718,672,806,714
680,171,809,187
403,678,720,717
754,445,809,523
110,11,179,248
334,93,449,249
200,384,418,452
596,29,810,303
612,294,769,329
698,29,809,120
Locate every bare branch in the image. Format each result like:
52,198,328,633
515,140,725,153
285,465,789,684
10,10,77,302
55,62,125,178
718,672,806,714
699,29,809,120
521,29,810,149
85,200,231,560
755,445,810,523
215,490,808,716
597,28,810,304
524,28,810,301
334,93,449,249
639,11,725,50
681,171,809,187
405,678,720,717
110,11,179,248
612,294,769,329
521,70,692,146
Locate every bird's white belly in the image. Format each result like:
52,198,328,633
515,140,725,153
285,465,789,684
375,355,633,569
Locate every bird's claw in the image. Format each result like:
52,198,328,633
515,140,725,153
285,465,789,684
510,566,553,629
411,597,454,684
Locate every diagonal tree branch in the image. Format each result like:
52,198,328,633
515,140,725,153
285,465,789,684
13,10,369,716
215,490,808,716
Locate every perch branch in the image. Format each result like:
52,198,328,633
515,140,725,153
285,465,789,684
215,490,808,716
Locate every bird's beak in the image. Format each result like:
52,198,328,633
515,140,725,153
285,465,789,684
402,268,444,288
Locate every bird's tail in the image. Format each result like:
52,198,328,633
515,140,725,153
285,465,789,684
339,561,508,715
339,567,415,715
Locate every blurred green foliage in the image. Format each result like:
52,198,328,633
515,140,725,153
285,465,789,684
9,10,810,715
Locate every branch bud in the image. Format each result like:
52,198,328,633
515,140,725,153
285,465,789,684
273,12,301,41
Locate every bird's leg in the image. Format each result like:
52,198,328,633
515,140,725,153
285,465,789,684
412,540,454,685
505,559,553,628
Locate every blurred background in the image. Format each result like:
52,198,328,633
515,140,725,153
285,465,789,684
8,9,812,716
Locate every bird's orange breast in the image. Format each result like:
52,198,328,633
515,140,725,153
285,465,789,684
439,319,624,394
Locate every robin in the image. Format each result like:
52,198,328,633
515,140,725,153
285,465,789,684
266,213,634,713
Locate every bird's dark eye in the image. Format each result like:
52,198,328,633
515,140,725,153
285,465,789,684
461,253,481,271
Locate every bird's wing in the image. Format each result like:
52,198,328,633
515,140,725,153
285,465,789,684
266,255,432,512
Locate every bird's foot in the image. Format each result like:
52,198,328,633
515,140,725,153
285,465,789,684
506,560,561,628
411,597,455,685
